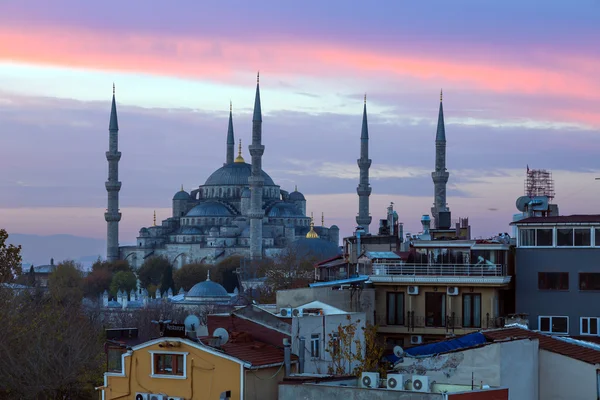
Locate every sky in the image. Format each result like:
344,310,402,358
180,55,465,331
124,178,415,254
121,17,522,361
1,0,600,248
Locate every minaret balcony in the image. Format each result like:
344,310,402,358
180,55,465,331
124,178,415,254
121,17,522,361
104,212,122,222
105,151,122,161
356,186,372,196
248,145,265,156
431,171,449,183
105,181,122,191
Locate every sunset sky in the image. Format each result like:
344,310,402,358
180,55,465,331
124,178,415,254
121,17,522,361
1,0,599,248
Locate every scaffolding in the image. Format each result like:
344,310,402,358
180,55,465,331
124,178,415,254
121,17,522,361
525,168,555,200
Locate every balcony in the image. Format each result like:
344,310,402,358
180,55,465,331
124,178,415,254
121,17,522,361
377,312,506,335
369,263,511,285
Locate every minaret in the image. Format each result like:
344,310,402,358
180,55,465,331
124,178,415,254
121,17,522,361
356,94,372,233
431,90,450,228
226,101,235,165
105,84,122,262
248,73,265,259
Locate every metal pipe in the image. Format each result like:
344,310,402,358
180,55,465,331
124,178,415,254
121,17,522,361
298,337,305,374
283,338,291,377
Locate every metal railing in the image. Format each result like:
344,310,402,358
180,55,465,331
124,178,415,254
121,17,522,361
371,263,506,277
378,312,506,332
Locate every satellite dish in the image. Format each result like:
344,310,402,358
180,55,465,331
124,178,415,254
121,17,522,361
184,315,201,334
393,345,404,358
516,196,531,212
213,327,229,346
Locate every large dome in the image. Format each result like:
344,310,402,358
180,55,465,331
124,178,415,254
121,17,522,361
267,202,304,218
204,162,275,186
186,202,233,217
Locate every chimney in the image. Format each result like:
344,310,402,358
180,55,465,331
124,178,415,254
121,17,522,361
50,258,54,266
298,337,305,374
283,338,291,377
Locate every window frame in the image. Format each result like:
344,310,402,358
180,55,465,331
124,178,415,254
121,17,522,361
580,317,600,336
462,293,482,328
579,273,600,291
149,351,188,379
386,292,405,326
538,272,569,291
538,316,569,335
310,334,320,359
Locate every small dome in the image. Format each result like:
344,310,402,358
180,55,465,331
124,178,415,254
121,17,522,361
330,225,339,230
241,188,251,198
173,188,190,200
268,202,304,218
234,139,245,163
204,163,275,186
186,202,233,217
289,190,305,201
185,273,230,303
306,218,319,239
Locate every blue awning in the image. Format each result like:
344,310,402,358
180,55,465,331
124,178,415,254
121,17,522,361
386,332,488,363
309,275,370,288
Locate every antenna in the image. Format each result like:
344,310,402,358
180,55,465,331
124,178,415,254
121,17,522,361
213,327,229,346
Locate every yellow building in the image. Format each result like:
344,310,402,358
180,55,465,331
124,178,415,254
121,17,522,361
101,335,291,400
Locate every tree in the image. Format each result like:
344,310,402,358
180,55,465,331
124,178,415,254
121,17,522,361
0,289,104,399
109,270,137,297
0,229,22,283
27,265,36,286
138,256,171,289
215,255,242,292
260,246,316,292
83,267,113,298
48,260,84,304
174,263,210,291
325,317,388,376
160,264,175,292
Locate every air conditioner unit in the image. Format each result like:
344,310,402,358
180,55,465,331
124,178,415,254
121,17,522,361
407,286,419,295
386,373,405,391
360,372,380,388
411,375,429,392
167,397,184,400
135,394,149,400
280,308,292,317
292,308,304,317
410,335,423,345
447,286,459,296
148,395,166,400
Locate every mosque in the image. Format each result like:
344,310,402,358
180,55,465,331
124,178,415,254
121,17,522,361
105,76,343,269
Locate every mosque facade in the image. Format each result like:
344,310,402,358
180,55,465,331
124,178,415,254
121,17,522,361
107,76,341,269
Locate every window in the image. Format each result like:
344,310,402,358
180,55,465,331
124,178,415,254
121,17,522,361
463,293,481,328
538,272,569,290
596,229,600,246
330,333,340,356
581,317,600,336
386,292,405,325
574,229,591,246
557,229,574,246
310,334,320,358
107,347,125,373
536,229,553,246
425,292,446,327
152,353,185,378
519,229,535,246
579,273,600,291
539,316,569,334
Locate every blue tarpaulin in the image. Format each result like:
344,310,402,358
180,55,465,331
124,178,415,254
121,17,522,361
309,275,370,288
386,332,488,363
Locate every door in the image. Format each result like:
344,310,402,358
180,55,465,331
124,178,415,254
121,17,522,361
426,292,446,327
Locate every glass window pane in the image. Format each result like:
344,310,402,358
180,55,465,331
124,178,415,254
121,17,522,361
592,319,598,335
582,318,589,334
539,272,569,290
552,317,568,334
579,273,600,291
540,317,550,332
574,229,591,246
536,229,553,246
473,295,482,328
396,294,404,325
596,229,600,246
463,295,472,327
557,229,574,246
387,293,396,325
176,355,184,375
519,229,535,246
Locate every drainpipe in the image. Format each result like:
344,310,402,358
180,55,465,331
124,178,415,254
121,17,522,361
298,337,305,374
283,338,291,377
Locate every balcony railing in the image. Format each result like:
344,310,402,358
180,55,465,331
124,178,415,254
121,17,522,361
371,263,506,277
377,312,506,332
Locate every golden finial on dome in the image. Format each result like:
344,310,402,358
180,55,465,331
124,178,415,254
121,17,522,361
306,213,319,239
234,139,245,163
153,210,156,226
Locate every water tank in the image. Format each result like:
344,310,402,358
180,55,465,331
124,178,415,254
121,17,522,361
438,211,451,229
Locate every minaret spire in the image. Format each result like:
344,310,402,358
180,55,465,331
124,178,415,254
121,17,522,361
249,72,265,259
356,94,372,232
431,89,450,228
105,84,122,262
226,101,235,164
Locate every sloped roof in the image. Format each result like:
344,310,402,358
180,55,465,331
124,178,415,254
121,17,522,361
207,314,289,347
483,327,600,365
221,339,297,368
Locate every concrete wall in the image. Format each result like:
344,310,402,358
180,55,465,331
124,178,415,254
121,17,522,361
277,287,376,324
516,248,600,334
245,365,287,400
291,313,366,374
279,383,444,400
539,349,598,400
395,339,538,400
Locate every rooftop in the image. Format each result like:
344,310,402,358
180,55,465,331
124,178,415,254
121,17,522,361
512,214,600,225
220,335,297,368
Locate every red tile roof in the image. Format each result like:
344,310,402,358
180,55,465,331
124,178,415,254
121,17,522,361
511,215,600,225
207,314,289,347
483,327,600,365
221,340,297,368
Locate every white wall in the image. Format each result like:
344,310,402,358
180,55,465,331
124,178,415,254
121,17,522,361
292,313,366,375
539,350,598,400
395,339,538,399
